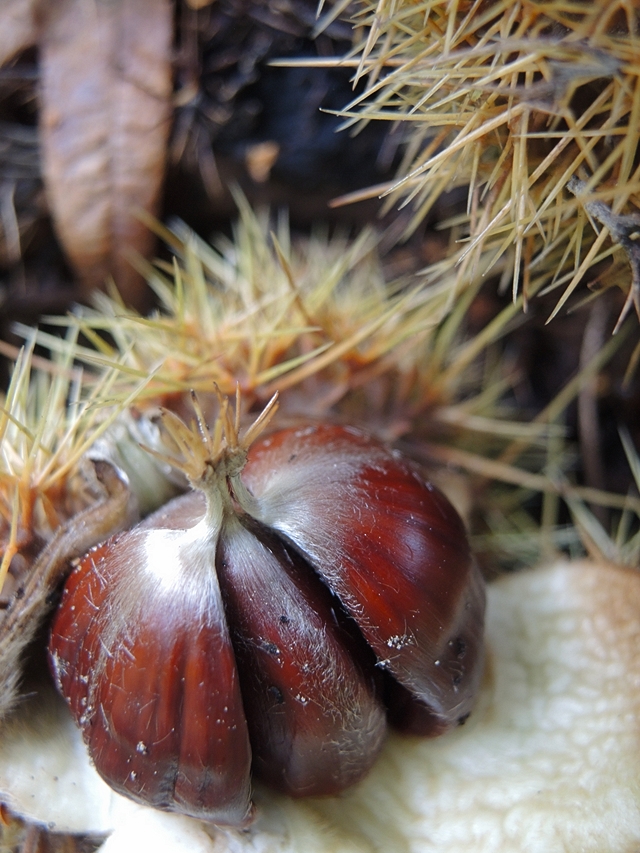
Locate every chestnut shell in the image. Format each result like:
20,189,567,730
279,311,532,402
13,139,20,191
240,424,485,728
48,529,253,825
48,423,485,824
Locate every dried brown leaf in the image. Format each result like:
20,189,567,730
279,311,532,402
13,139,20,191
39,0,173,308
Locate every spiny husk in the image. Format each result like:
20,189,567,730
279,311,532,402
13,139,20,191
0,329,147,587
31,196,520,435
8,200,634,569
0,194,637,584
317,0,640,322
0,201,501,579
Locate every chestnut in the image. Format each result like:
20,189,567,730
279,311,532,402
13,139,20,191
48,397,485,824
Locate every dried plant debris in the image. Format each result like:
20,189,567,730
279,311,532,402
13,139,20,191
0,0,38,68
38,0,173,308
0,46,41,277
0,121,40,269
567,176,640,332
0,0,395,314
0,0,174,311
168,0,396,225
323,0,640,319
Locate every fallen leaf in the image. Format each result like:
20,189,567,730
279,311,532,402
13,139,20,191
39,0,173,308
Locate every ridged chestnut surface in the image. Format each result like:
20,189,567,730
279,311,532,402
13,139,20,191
49,415,485,824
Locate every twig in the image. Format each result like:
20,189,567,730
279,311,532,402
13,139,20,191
567,176,640,333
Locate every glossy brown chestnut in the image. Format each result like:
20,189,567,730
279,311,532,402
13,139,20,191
216,511,386,796
49,414,485,825
49,525,253,825
238,424,485,729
